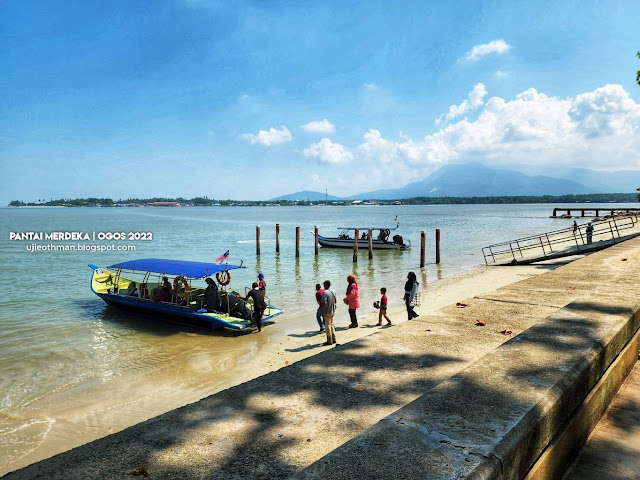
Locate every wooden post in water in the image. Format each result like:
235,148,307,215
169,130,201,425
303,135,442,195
420,231,426,268
368,228,373,259
276,223,280,253
295,227,300,258
436,228,441,264
314,226,319,256
256,225,261,256
353,228,359,263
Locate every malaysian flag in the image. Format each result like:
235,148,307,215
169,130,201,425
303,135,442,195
215,250,229,264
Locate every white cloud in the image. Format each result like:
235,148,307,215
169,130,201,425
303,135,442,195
356,84,640,179
304,138,354,164
568,84,640,138
436,83,487,125
301,119,336,134
465,39,511,61
241,125,292,146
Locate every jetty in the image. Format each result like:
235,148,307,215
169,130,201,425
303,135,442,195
483,214,640,265
5,236,640,479
551,206,640,218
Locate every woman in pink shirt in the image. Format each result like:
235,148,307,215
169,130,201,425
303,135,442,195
344,274,361,328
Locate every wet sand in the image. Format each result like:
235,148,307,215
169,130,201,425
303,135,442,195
1,259,575,476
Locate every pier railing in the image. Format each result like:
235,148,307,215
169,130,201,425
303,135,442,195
482,214,640,265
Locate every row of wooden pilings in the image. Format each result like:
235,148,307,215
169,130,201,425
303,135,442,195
255,224,441,267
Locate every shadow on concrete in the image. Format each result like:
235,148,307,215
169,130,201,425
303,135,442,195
8,295,631,480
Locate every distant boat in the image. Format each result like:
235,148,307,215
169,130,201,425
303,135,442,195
316,226,411,250
88,258,282,331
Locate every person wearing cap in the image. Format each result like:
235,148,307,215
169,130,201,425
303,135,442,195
240,282,267,332
320,280,337,345
257,272,267,291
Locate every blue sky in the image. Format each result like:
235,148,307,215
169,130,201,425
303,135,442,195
1,0,639,203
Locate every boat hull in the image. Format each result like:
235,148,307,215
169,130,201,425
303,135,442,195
96,292,282,330
317,236,410,250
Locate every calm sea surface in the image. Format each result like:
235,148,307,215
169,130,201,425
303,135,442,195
0,203,627,471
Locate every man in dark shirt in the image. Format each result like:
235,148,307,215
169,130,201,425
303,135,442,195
240,282,267,332
204,277,221,312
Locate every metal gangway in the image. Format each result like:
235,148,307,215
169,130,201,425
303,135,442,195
483,214,640,265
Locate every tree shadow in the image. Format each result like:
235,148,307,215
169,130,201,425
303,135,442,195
9,295,636,480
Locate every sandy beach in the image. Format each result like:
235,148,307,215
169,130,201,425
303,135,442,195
1,257,578,476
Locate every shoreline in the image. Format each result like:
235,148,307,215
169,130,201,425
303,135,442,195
0,257,579,476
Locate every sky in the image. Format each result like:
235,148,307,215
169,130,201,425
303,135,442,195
1,0,640,203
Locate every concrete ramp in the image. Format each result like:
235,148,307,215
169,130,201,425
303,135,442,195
483,215,640,265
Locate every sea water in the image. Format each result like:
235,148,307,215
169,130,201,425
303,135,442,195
0,203,628,472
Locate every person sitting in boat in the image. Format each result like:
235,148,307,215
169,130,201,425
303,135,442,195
204,277,222,312
338,233,350,240
152,277,173,302
161,276,172,297
138,282,149,299
361,231,368,240
125,281,138,297
378,229,390,242
392,234,404,245
172,276,191,306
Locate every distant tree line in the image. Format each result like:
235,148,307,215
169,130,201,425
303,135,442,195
8,192,640,207
401,193,639,205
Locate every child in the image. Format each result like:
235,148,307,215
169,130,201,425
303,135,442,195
377,287,391,326
258,272,267,291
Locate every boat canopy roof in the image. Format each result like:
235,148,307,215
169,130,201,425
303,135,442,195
107,258,244,278
337,226,398,231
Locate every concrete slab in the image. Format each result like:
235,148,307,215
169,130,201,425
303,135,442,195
5,237,640,480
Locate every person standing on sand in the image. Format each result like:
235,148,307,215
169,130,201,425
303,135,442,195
344,274,361,328
315,283,325,333
376,287,392,326
404,272,419,320
321,280,337,345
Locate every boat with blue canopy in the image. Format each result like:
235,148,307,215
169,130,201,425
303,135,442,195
316,226,411,250
88,258,283,331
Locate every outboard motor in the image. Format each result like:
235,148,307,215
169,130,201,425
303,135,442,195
393,234,404,245
224,292,252,320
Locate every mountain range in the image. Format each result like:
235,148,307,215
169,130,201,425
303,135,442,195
271,163,640,201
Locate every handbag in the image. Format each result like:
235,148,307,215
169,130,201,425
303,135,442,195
409,292,421,307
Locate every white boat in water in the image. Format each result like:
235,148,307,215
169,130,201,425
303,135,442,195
317,226,411,250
